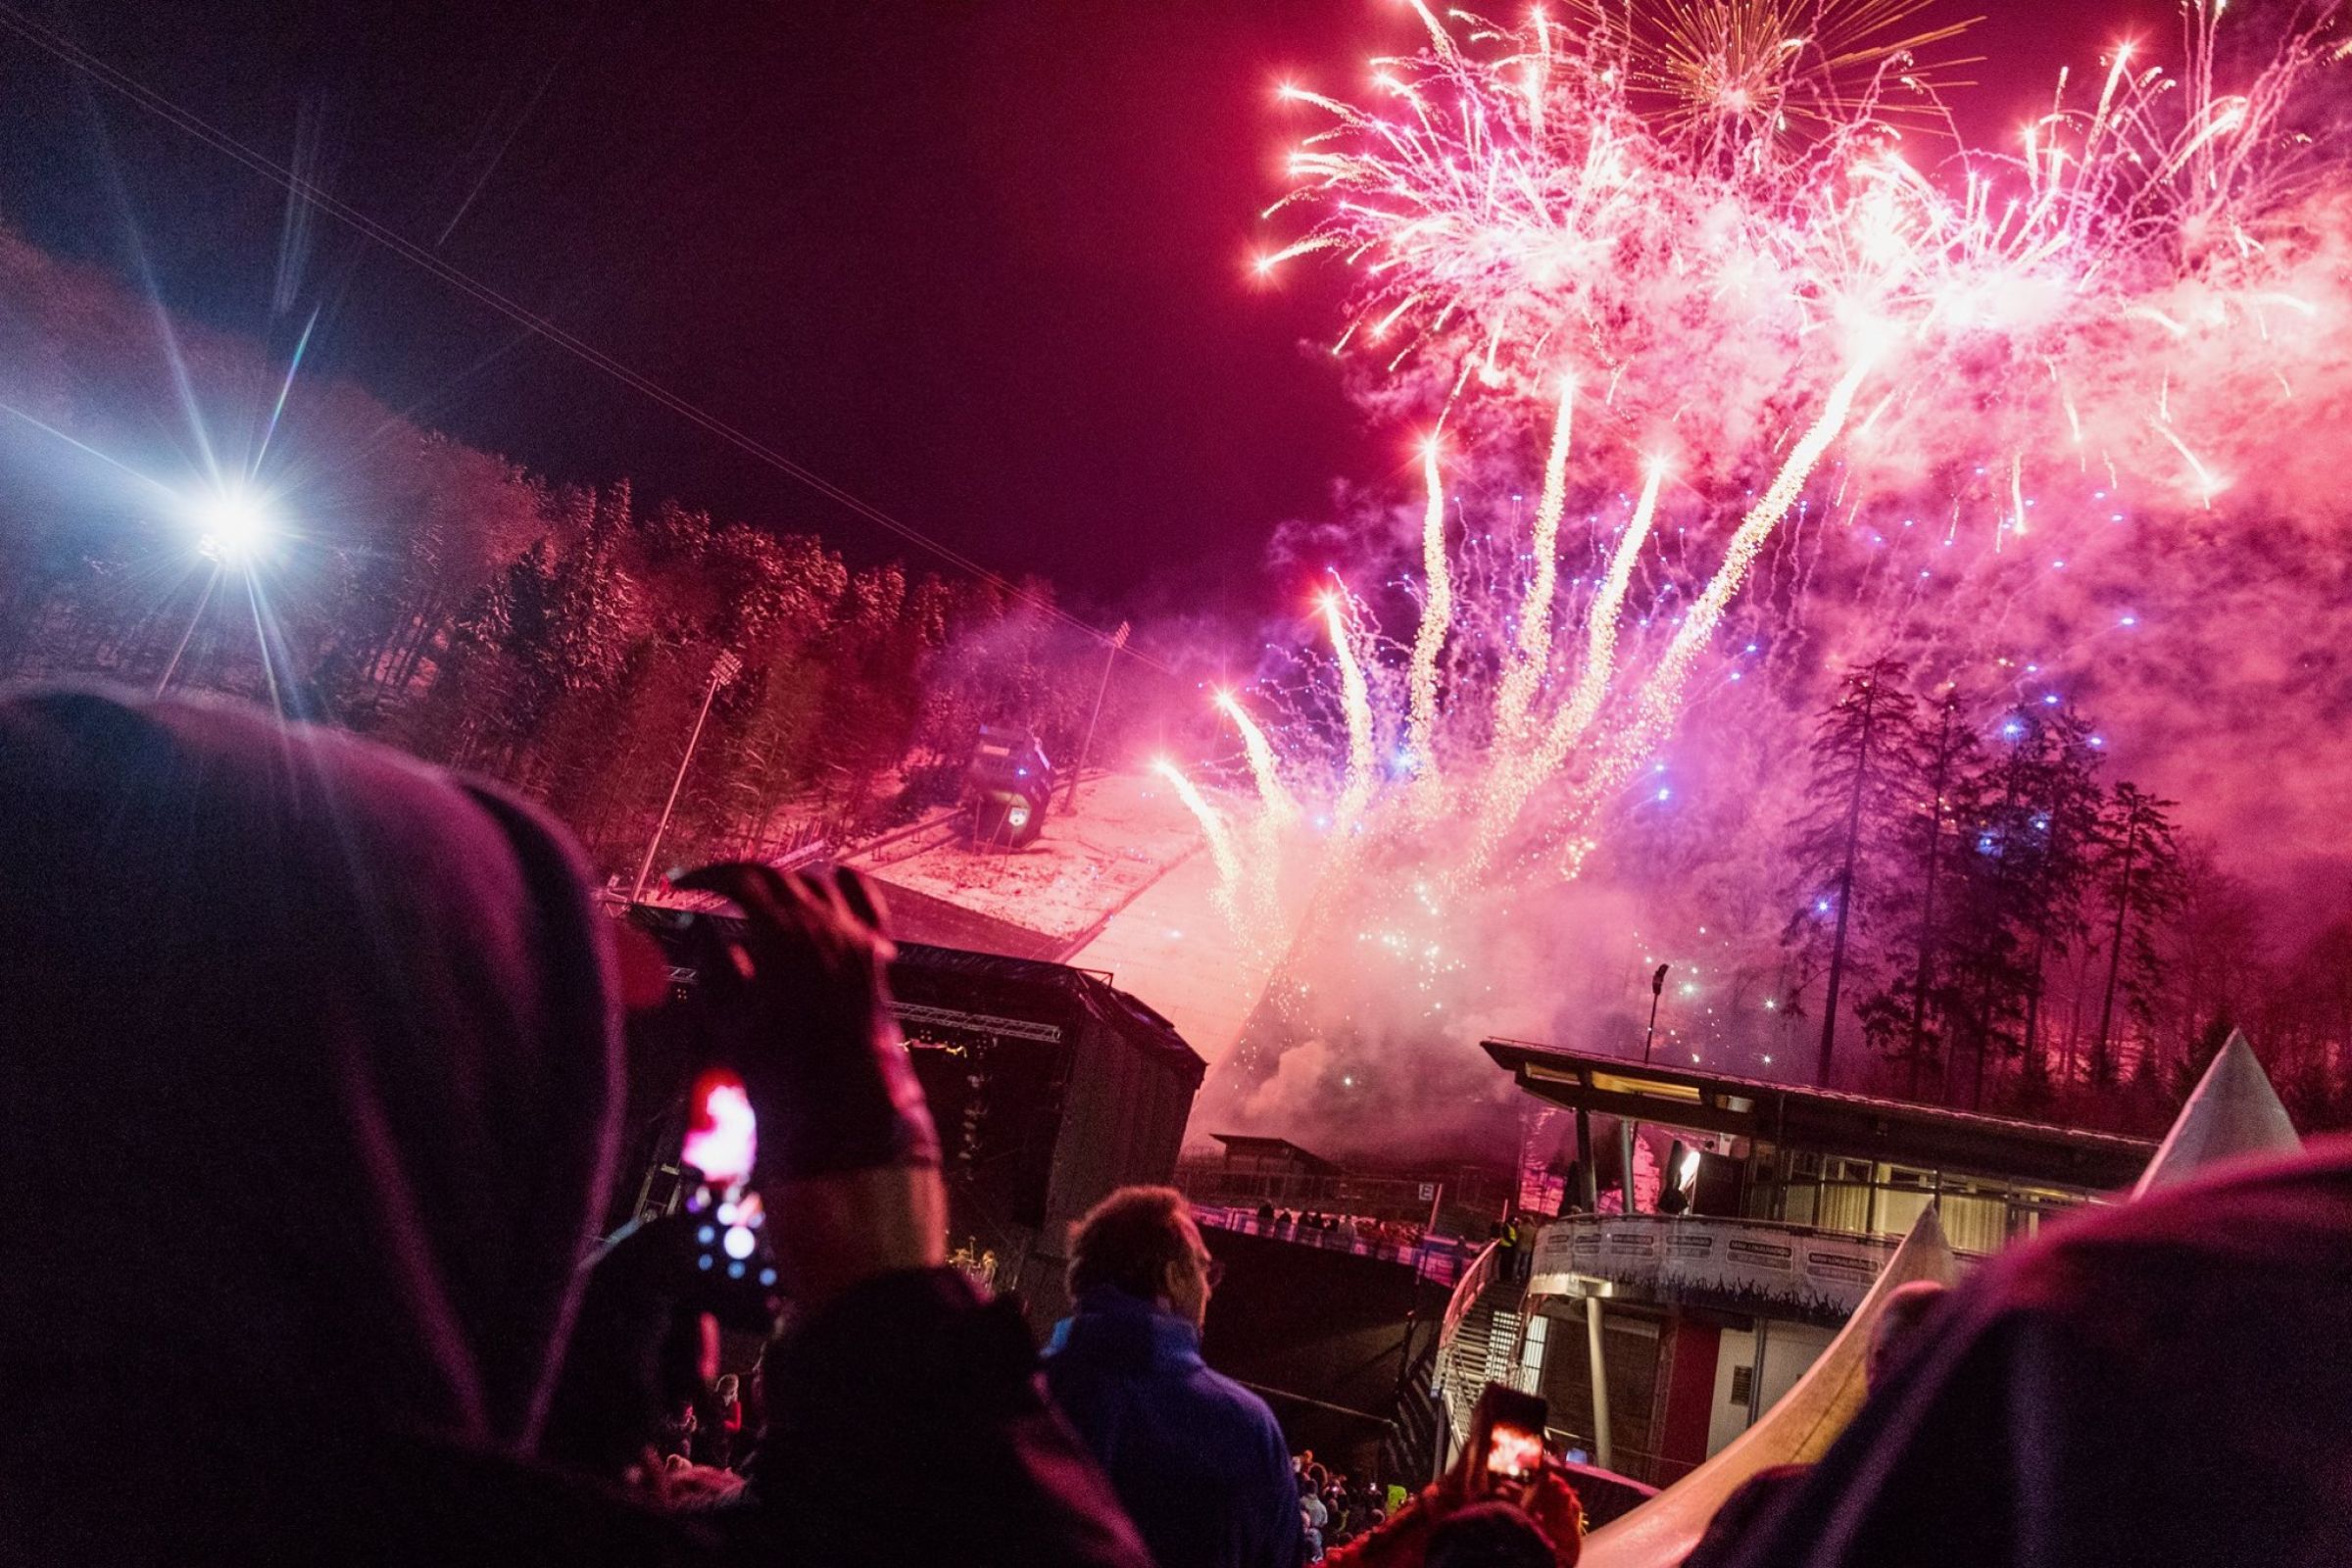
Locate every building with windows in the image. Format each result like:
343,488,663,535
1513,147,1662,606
1477,1037,2156,1484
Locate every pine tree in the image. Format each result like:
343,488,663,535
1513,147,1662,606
2087,783,2187,1086
1855,685,1985,1101
2011,709,2108,1100
1783,658,1918,1086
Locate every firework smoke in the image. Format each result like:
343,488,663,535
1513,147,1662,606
1192,0,2352,1154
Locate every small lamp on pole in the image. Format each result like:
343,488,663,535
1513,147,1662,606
1642,963,1670,1065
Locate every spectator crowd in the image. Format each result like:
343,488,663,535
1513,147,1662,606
5,685,2350,1568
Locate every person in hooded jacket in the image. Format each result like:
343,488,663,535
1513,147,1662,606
0,687,1147,1568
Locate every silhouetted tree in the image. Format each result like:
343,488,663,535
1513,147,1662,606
1783,659,1918,1086
2086,782,2187,1086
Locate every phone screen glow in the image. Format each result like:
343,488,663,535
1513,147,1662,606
1487,1426,1544,1481
681,1069,757,1188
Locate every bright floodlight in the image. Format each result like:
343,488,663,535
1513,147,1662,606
188,485,274,562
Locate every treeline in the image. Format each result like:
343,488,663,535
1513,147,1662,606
1784,658,2352,1134
0,230,1127,874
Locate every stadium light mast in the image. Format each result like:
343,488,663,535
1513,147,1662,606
156,483,275,698
631,650,744,904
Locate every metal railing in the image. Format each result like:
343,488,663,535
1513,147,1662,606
1191,1205,1480,1288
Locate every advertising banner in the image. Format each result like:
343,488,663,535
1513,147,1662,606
1525,1214,1899,1321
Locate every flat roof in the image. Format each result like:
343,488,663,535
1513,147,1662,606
1209,1133,1348,1174
1482,1037,2156,1193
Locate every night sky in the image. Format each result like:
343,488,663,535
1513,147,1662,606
0,0,2171,614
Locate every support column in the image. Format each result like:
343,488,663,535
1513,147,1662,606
1745,1316,1772,1430
1575,1107,1598,1210
1586,1294,1613,1471
1618,1120,1638,1213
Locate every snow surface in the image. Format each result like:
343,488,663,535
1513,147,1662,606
854,771,1203,944
847,769,1279,1073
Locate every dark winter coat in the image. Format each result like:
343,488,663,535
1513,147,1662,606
1044,1287,1305,1568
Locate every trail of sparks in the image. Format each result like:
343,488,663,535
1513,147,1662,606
1325,591,1378,827
1492,379,1578,747
1404,436,1452,788
1466,455,1667,873
1155,760,1247,926
1574,353,1878,841
1217,691,1293,933
1219,690,1298,820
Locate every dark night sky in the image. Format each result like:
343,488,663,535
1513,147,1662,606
0,0,2171,614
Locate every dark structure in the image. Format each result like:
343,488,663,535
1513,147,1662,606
892,942,1205,1333
1178,1133,1516,1238
615,906,1203,1336
1482,1037,2155,1212
1197,1224,1448,1483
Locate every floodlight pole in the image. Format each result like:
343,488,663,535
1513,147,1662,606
1063,620,1128,811
631,652,740,904
155,562,224,698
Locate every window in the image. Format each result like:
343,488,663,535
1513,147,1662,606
1730,1364,1754,1405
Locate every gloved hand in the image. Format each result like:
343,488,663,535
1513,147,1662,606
670,862,940,1179
670,862,946,1305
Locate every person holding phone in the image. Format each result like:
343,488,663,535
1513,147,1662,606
0,688,1150,1568
1323,1384,1585,1568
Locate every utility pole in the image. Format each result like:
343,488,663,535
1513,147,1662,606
1064,621,1128,811
1624,962,1670,1217
1817,674,1882,1087
631,651,742,904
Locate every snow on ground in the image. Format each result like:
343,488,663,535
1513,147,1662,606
1064,841,1283,1072
853,770,1204,948
846,767,1285,1073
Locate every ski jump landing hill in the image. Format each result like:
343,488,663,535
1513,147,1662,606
847,769,1272,1073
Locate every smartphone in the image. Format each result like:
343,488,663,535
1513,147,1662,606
678,1068,782,1328
1476,1385,1550,1485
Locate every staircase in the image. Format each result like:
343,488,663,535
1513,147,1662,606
1427,1247,1536,1472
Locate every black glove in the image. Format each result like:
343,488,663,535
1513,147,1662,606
669,863,940,1181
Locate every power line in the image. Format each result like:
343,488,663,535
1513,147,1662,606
0,3,1174,672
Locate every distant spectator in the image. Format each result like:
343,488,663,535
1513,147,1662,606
1044,1187,1304,1568
1257,1199,1278,1230
1302,1473,1330,1560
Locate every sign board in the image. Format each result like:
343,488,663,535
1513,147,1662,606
1525,1214,1910,1321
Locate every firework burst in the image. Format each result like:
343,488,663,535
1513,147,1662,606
1202,0,2349,1129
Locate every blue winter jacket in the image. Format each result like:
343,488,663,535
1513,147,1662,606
1044,1288,1306,1568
